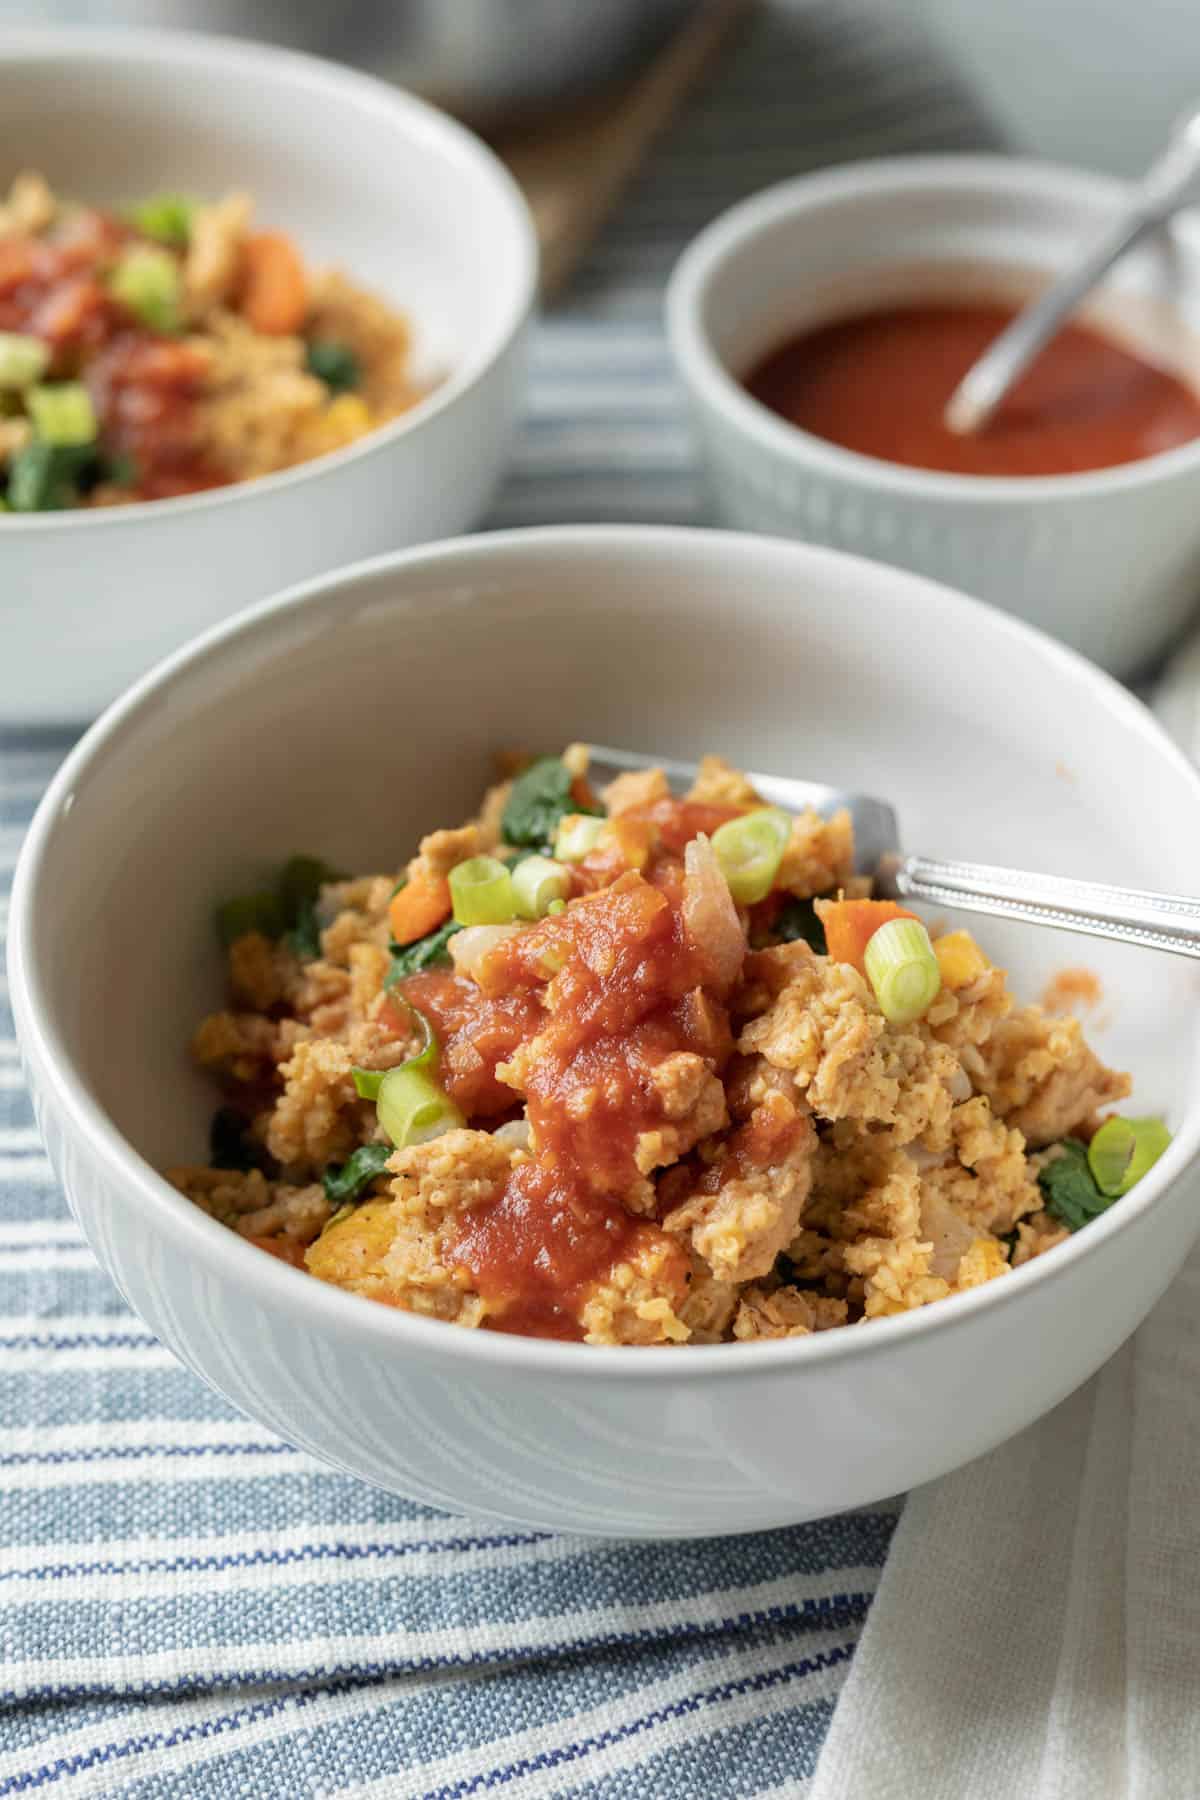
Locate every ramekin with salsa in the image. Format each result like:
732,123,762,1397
666,156,1200,678
168,747,1167,1346
0,169,425,510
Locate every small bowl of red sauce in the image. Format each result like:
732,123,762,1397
666,155,1200,677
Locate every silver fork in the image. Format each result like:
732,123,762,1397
586,745,1200,961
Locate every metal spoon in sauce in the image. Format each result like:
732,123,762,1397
945,102,1200,437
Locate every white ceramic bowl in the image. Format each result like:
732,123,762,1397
11,526,1200,1538
0,26,537,724
667,154,1200,681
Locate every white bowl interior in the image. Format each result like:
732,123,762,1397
694,166,1200,392
0,31,529,387
23,530,1200,1177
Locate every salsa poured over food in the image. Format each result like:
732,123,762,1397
169,746,1169,1347
743,300,1200,478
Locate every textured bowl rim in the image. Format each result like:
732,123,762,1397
0,24,539,534
11,524,1200,1379
666,151,1200,504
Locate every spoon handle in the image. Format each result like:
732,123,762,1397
877,855,1200,959
945,111,1200,436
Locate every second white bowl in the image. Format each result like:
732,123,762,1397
0,27,537,723
667,154,1200,679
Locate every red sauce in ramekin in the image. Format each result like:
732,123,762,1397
743,301,1200,478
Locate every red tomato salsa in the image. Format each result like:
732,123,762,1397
175,749,1144,1347
744,300,1200,478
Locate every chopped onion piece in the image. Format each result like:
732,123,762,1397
683,833,746,990
555,815,607,862
448,923,522,983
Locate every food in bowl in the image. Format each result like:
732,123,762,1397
0,169,426,509
168,746,1168,1346
743,299,1200,478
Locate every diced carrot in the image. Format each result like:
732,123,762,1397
0,237,36,295
239,231,307,335
246,1234,307,1269
816,898,918,973
389,872,452,945
570,774,599,811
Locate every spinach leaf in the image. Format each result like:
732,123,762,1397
774,895,827,954
209,1106,268,1173
1037,1139,1115,1233
384,919,463,988
501,756,600,851
215,854,344,958
215,891,285,948
306,339,361,393
104,450,140,489
280,856,345,960
284,897,322,961
8,441,97,512
322,1143,393,1207
279,855,345,921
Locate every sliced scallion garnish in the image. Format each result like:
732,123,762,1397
511,854,570,919
710,807,791,905
863,917,941,1025
0,332,49,389
127,192,196,248
108,245,182,334
1087,1115,1171,1197
27,382,97,448
377,1065,465,1150
449,855,515,927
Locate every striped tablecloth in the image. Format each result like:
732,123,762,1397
0,6,997,1793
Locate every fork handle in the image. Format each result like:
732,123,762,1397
876,855,1200,959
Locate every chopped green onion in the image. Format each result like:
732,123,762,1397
215,891,284,946
109,244,183,333
0,332,49,389
512,854,570,919
377,1064,464,1150
449,855,515,926
306,339,361,393
393,1000,437,1071
26,383,97,447
554,815,607,862
711,808,791,905
127,192,196,247
354,1002,437,1101
547,897,567,917
1087,1115,1171,1197
863,917,942,1024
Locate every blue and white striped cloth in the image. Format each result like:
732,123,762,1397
0,6,997,1792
